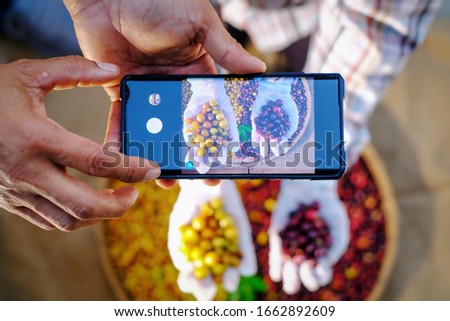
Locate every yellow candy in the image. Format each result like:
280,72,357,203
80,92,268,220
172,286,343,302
210,198,222,209
200,203,214,216
256,231,269,246
189,247,204,261
224,226,238,241
181,227,199,245
204,252,219,267
264,198,276,212
219,216,233,229
178,197,242,283
211,264,226,276
194,266,209,279
196,113,206,123
191,120,199,129
191,216,206,230
204,138,214,148
196,148,205,157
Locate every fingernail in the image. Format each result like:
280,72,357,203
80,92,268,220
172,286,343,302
96,62,120,73
144,167,161,181
131,189,139,204
259,61,267,72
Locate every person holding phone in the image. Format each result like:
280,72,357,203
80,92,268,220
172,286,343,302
0,0,266,230
0,0,441,296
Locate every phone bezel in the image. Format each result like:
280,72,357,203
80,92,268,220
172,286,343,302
120,72,346,180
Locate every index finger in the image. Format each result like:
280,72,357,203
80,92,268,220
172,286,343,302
33,164,139,220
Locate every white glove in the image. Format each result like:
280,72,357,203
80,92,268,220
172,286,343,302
251,77,299,158
268,180,350,294
183,79,240,174
168,180,257,300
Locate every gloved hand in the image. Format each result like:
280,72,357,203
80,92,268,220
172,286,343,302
251,77,298,158
268,180,350,294
168,180,257,300
183,78,240,174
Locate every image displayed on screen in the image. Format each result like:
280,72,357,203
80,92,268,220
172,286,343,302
180,76,315,175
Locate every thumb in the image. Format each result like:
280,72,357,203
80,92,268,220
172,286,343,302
18,56,120,92
202,6,266,73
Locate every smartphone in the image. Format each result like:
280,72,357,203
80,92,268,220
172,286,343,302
120,73,346,179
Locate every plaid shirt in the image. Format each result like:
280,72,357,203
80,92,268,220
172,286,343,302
220,0,442,164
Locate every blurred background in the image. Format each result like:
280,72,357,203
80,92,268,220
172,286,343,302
0,1,449,300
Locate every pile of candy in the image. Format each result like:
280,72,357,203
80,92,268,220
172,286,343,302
224,78,258,127
184,100,233,157
254,100,291,139
236,158,386,300
288,79,310,141
103,181,193,301
224,78,260,159
279,202,331,261
179,199,242,283
104,157,388,301
182,80,193,112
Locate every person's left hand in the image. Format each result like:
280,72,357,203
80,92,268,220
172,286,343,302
0,56,159,231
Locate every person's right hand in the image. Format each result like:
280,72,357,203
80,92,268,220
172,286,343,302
64,0,266,108
168,180,257,301
64,0,266,190
0,56,160,231
268,180,350,294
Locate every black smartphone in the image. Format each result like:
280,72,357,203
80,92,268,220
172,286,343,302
120,73,346,179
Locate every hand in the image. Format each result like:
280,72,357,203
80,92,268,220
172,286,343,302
268,180,350,294
168,180,257,300
64,0,265,189
251,78,299,158
0,56,160,231
183,79,239,174
64,0,266,137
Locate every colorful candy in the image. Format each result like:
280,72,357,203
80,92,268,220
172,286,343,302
105,157,388,301
279,202,331,262
224,78,258,127
184,100,233,157
182,80,193,112
254,100,291,139
179,198,242,283
289,79,310,141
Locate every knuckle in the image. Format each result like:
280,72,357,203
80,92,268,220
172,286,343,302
13,59,46,88
69,192,128,220
106,198,128,219
61,55,87,73
4,163,38,186
83,149,107,176
120,164,142,183
70,201,98,220
57,217,79,232
40,224,56,231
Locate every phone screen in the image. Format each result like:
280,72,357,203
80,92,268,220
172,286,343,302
121,74,344,179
